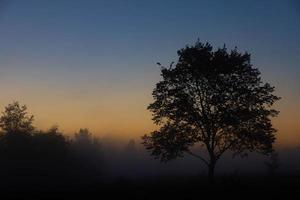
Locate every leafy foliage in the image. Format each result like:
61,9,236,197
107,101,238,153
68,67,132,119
0,102,103,184
0,101,34,134
143,41,280,179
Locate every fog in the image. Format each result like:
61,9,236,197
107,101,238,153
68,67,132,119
99,137,300,179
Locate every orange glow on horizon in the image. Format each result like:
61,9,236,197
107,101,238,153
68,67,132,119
0,68,299,148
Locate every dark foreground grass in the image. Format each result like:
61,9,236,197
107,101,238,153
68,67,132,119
1,174,300,199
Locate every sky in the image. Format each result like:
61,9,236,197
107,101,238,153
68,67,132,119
0,0,299,147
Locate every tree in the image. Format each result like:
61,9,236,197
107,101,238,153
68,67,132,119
74,128,92,144
0,101,34,134
142,41,280,182
126,139,137,153
0,102,35,159
33,125,69,160
264,151,280,176
71,128,103,177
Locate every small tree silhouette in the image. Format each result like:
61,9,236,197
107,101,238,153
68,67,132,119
265,151,280,176
33,125,69,160
74,128,93,145
142,41,280,182
0,101,34,134
126,139,136,153
71,128,103,176
0,102,35,159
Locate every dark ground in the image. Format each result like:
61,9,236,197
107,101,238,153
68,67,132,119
1,174,300,200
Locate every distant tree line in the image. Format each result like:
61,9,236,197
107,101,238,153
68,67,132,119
0,101,103,187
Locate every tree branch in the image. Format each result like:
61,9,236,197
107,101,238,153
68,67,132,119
186,150,209,166
216,141,235,159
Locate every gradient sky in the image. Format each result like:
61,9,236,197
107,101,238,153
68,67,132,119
0,0,299,147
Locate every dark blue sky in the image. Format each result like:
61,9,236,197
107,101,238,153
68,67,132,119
0,0,299,145
1,1,299,74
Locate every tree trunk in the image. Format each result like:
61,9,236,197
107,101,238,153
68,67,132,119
208,159,216,184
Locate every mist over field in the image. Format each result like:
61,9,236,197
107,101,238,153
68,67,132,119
98,137,300,178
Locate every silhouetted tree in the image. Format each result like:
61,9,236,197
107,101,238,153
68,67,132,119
142,41,280,182
71,128,103,178
74,128,92,145
0,101,34,134
0,102,35,159
265,151,280,176
33,125,69,161
126,139,136,153
0,103,105,188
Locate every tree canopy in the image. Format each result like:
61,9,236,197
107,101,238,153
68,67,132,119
142,41,280,181
0,101,34,134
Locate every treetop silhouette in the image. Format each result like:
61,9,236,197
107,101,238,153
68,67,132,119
0,101,34,134
143,41,280,182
